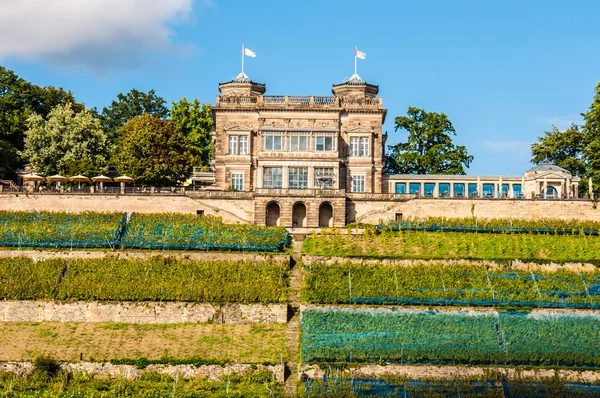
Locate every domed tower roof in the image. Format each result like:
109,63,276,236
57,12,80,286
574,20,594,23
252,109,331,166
524,161,572,176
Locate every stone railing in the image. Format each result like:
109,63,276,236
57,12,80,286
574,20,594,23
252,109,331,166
347,193,415,201
217,95,341,108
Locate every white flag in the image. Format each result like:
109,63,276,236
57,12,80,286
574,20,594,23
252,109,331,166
355,48,366,60
243,47,256,57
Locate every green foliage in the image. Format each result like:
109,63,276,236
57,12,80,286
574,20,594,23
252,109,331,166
301,308,600,366
531,124,586,178
97,88,169,143
0,256,288,303
304,230,600,262
382,216,600,235
22,103,109,176
386,107,473,175
0,211,125,248
0,371,284,397
111,114,193,186
0,66,83,179
110,356,228,369
583,82,600,193
171,97,215,169
121,212,290,251
32,355,60,377
304,260,600,308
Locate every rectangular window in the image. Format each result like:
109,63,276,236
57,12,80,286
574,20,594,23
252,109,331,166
409,182,421,195
350,137,359,156
483,183,494,198
501,183,509,198
239,136,248,154
228,136,238,155
290,136,308,151
453,183,465,197
315,167,335,188
439,183,450,197
231,172,244,191
513,184,523,198
263,167,283,188
394,182,406,194
468,183,478,197
424,183,435,197
315,136,334,151
360,138,369,156
263,135,283,150
352,175,365,193
289,167,308,189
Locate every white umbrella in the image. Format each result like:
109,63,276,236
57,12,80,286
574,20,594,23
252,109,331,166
22,173,45,182
91,175,113,192
69,175,91,190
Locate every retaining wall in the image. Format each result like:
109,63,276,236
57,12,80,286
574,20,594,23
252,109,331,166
0,301,287,324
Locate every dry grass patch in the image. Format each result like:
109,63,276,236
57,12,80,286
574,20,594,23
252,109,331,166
0,322,287,363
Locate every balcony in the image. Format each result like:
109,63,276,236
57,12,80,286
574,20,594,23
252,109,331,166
256,188,346,197
216,95,383,110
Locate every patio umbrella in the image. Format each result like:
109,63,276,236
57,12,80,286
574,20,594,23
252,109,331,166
91,175,113,191
114,175,135,194
69,175,91,190
22,173,45,182
114,176,135,183
46,174,68,191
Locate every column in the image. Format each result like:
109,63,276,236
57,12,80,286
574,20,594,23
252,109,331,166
450,183,454,198
308,167,314,189
282,166,289,189
257,166,264,189
433,182,439,198
543,178,547,199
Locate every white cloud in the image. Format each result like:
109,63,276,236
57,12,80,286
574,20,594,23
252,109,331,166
0,0,194,72
540,115,583,130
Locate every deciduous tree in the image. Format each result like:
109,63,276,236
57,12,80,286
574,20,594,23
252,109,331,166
386,107,473,175
111,114,193,186
171,98,214,169
531,124,586,177
582,82,600,193
98,89,169,142
22,103,109,176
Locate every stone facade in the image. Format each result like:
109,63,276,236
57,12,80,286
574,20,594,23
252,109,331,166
210,73,387,227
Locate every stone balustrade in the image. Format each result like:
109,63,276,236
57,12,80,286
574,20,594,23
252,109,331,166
216,95,381,109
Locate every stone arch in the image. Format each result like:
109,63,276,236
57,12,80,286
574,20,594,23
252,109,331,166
292,201,307,228
319,202,334,228
543,186,558,199
266,201,281,226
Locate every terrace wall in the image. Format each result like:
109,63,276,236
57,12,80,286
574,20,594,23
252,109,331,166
0,194,254,224
0,301,287,324
350,198,600,224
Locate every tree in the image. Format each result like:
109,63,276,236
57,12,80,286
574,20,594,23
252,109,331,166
386,107,473,175
171,98,214,169
0,66,83,178
582,82,600,193
531,124,586,177
111,114,193,186
98,89,170,142
22,103,109,176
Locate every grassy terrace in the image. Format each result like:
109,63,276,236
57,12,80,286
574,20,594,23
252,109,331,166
0,323,287,364
302,308,600,367
304,230,600,262
0,372,283,397
0,256,288,303
304,260,600,308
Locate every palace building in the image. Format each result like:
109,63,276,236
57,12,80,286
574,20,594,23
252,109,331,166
193,73,582,228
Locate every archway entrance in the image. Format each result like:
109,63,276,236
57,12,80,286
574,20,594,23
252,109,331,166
292,202,307,228
319,202,333,228
266,202,280,226
543,186,558,199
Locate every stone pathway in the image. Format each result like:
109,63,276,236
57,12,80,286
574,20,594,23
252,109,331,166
284,236,304,397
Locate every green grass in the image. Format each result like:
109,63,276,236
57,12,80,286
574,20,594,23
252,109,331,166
0,370,283,397
304,260,600,308
304,230,600,262
0,256,288,303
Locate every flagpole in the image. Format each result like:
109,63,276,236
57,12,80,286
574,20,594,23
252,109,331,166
241,44,244,75
354,46,357,75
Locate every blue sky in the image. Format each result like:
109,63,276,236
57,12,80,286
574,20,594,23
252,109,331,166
2,0,599,176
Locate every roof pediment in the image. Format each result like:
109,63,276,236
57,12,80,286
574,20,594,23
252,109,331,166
346,126,373,134
524,171,572,180
224,124,253,132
